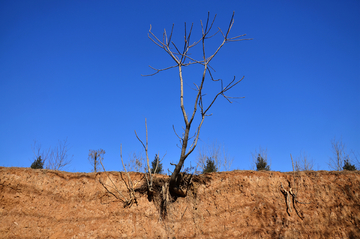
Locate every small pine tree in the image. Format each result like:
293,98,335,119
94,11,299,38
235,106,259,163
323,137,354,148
150,154,163,174
31,156,44,169
343,159,356,171
202,157,218,173
256,154,270,171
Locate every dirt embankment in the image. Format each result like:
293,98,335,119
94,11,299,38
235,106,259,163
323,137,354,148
0,167,359,238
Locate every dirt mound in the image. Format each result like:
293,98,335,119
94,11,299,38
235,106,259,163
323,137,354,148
0,167,359,238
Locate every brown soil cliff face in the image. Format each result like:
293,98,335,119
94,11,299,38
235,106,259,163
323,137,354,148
0,167,359,238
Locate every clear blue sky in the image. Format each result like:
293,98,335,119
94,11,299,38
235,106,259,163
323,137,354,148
1,0,359,173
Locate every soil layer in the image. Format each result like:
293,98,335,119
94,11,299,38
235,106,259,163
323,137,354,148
0,167,359,238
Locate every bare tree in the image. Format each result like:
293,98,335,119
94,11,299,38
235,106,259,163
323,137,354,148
196,141,234,172
88,149,105,173
251,146,270,171
294,151,314,171
328,137,350,171
127,151,145,172
352,150,360,170
32,139,72,171
223,147,234,171
32,140,50,166
144,12,251,194
47,139,73,170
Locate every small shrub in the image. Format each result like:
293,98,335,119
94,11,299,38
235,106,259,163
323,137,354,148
202,157,218,173
343,159,356,171
256,154,270,171
31,156,44,169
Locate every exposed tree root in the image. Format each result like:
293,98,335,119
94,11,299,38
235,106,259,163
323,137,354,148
280,180,311,220
280,154,312,220
136,173,211,220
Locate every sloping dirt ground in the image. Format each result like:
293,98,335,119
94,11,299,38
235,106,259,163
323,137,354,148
0,167,359,238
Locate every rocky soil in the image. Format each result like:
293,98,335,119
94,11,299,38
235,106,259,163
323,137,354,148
0,167,359,238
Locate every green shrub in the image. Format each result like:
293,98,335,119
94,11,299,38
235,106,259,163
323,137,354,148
256,154,270,171
343,159,356,171
31,156,44,169
202,157,218,173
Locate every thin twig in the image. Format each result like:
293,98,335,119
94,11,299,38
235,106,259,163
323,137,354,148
135,118,154,191
98,179,123,202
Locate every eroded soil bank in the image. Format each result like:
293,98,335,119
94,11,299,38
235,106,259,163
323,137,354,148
0,167,359,238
